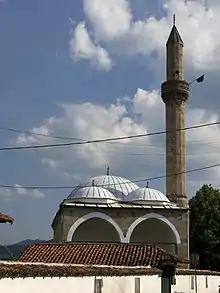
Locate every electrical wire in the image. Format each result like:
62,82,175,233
3,125,220,155
0,162,219,190
0,126,84,141
0,121,219,151
63,146,220,157
2,125,220,148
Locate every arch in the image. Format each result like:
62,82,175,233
67,212,125,243
125,212,181,244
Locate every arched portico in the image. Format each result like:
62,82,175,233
66,212,125,243
125,213,181,252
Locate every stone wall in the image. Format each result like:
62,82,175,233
161,80,189,207
53,205,189,261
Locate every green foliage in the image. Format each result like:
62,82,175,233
189,184,220,270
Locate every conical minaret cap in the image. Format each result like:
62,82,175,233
166,15,183,46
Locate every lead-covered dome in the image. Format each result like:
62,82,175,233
68,185,117,203
127,187,170,205
81,172,139,199
68,168,139,200
69,173,139,200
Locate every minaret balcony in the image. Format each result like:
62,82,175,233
161,80,189,105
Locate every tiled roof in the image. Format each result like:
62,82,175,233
0,213,14,224
0,262,160,279
19,243,188,268
0,262,217,279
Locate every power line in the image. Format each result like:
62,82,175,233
2,125,220,148
3,125,220,155
65,146,220,157
4,124,220,154
1,121,220,152
0,126,84,142
135,163,220,183
0,162,219,190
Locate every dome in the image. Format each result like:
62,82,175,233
77,173,139,199
68,185,117,203
127,187,170,205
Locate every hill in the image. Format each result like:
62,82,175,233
0,239,52,260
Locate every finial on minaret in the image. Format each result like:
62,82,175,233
92,180,95,186
173,14,176,26
146,181,149,188
107,166,110,175
166,16,183,47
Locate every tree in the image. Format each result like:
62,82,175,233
189,184,220,270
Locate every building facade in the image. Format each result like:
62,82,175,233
52,20,190,262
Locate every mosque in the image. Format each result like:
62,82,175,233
2,17,220,293
52,18,190,262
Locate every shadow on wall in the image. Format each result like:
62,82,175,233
72,218,121,243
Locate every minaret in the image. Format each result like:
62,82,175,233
161,16,189,207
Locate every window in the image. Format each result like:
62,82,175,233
135,277,140,293
191,276,195,290
94,277,103,293
205,276,208,288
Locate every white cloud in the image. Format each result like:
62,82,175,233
133,89,164,127
69,0,220,71
0,185,45,201
15,89,157,184
83,0,132,41
70,22,112,71
14,88,220,196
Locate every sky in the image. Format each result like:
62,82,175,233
0,0,219,244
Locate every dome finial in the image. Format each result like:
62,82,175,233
92,180,95,187
146,181,149,188
107,166,110,175
173,14,176,26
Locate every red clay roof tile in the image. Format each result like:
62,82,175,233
0,213,14,224
0,263,160,279
19,243,188,268
0,262,216,279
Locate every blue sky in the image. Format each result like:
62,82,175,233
0,0,155,243
0,0,219,244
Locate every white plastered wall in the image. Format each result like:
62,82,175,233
0,274,220,293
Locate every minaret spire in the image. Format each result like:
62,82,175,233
166,16,183,80
161,18,189,207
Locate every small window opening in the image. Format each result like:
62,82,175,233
135,277,140,293
205,276,208,288
191,276,195,290
94,277,103,293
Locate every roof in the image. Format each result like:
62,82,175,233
62,201,184,210
65,172,174,206
67,186,117,203
19,243,188,268
166,25,183,46
0,261,218,279
0,262,160,279
127,187,170,205
69,174,139,199
0,213,14,224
